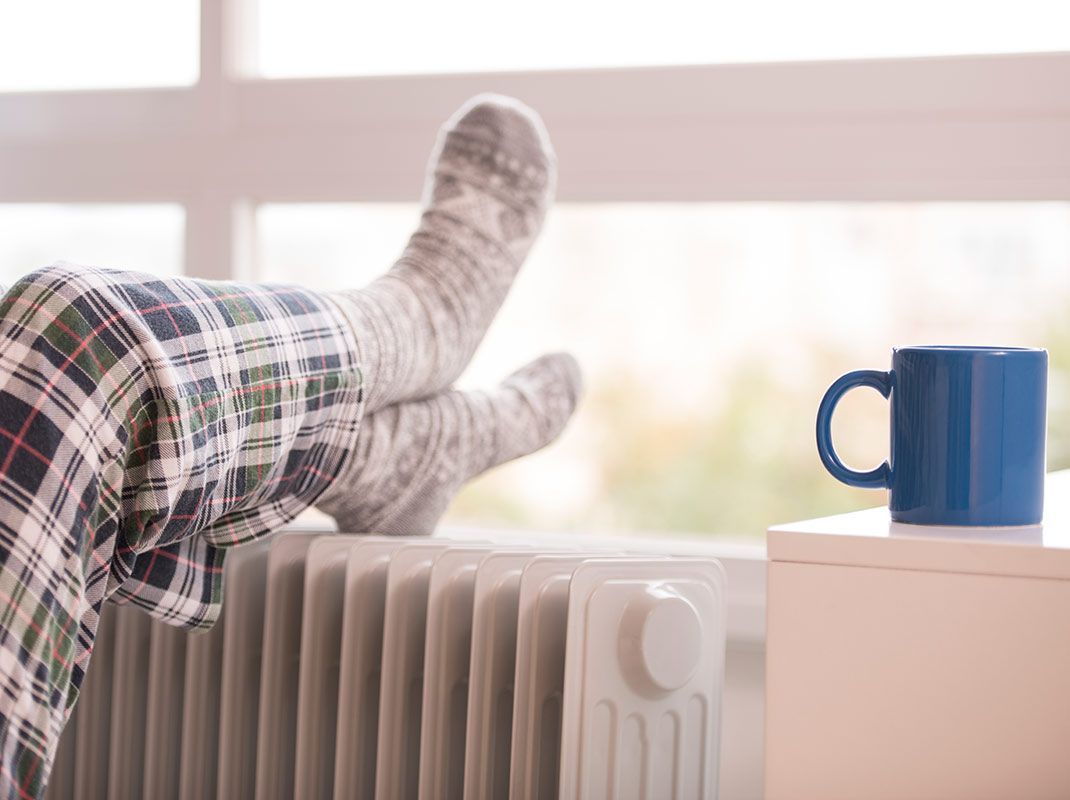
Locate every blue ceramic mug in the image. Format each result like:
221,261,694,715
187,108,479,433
816,346,1047,526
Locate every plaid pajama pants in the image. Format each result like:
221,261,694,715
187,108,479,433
0,263,364,798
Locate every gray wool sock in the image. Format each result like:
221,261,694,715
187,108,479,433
330,94,556,414
316,353,581,535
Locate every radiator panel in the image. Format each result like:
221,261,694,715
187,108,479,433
106,605,151,800
178,600,225,800
418,546,500,800
560,559,727,800
375,543,453,800
47,533,727,800
74,602,117,800
511,555,602,800
464,551,568,800
217,540,271,800
255,534,322,799
143,621,187,798
295,536,362,800
333,538,412,800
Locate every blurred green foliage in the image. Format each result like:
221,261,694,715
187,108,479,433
452,328,1070,539
1046,319,1070,474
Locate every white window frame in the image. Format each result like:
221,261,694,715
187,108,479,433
2,0,1069,644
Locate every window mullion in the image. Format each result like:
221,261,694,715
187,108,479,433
183,197,252,282
199,0,258,90
194,0,258,281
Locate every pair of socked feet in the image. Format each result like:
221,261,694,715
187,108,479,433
315,95,581,535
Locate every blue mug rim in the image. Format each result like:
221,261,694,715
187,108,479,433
893,345,1047,356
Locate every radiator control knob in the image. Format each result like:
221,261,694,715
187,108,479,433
620,589,702,693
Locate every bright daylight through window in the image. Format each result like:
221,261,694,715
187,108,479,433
258,202,1070,537
0,205,186,284
2,1,1067,540
0,1,198,91
259,0,1069,76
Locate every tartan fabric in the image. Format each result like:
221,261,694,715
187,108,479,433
0,263,363,798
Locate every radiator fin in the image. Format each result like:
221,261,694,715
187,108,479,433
46,533,726,799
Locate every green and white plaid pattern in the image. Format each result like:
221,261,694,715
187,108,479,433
0,264,363,798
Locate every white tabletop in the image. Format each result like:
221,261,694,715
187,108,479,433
767,471,1070,580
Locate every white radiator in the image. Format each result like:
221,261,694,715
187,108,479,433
46,531,727,799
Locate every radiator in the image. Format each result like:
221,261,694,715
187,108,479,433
45,531,727,799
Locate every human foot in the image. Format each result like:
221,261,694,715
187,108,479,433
331,94,556,413
316,353,580,535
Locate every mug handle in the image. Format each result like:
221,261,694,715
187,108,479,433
816,369,893,489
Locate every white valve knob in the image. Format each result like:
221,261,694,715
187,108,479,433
619,588,702,693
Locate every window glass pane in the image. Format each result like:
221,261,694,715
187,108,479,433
257,202,1070,537
0,1,198,91
259,0,1068,78
0,204,185,284
257,204,420,289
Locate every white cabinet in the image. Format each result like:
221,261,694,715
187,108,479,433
765,472,1070,800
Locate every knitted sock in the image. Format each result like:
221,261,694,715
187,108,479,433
316,353,581,535
330,94,556,413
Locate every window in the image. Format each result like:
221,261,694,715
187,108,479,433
256,204,419,289
257,202,1070,536
3,0,1068,544
259,0,1070,77
0,204,185,284
0,2,199,91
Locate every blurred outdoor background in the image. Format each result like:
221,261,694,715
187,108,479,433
254,202,1070,537
3,0,1068,539
3,201,1068,538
